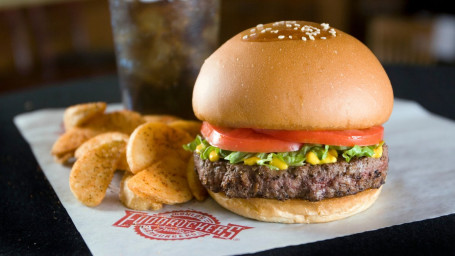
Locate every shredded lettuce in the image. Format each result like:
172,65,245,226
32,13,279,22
183,135,383,168
342,141,384,162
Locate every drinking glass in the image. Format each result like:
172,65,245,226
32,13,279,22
109,0,220,119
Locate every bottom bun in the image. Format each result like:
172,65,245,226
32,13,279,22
208,187,382,223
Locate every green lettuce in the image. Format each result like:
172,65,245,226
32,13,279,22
183,135,383,168
342,141,384,162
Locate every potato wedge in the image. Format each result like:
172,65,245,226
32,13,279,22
119,173,163,211
168,120,202,138
52,111,145,163
75,132,130,172
64,102,106,130
83,110,145,134
69,140,126,207
186,157,207,201
54,152,74,164
148,156,188,177
126,122,192,174
143,114,180,124
128,163,192,204
117,155,131,173
75,132,129,159
51,127,100,162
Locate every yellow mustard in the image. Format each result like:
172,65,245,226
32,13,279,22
195,144,205,154
270,157,288,170
306,149,338,165
372,145,383,158
244,157,260,165
209,150,219,162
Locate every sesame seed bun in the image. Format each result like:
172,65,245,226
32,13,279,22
192,21,392,224
208,187,382,224
193,21,393,130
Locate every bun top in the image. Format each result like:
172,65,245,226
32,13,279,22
192,21,393,130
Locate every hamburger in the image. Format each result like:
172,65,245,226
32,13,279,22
184,21,393,223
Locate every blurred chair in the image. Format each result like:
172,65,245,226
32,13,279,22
366,16,436,65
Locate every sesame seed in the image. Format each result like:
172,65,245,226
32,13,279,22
309,35,315,40
286,24,292,28
301,36,307,41
242,35,248,40
321,37,326,39
257,24,264,28
302,27,312,32
289,35,292,39
250,33,256,37
294,24,301,27
294,27,298,30
265,27,272,31
250,28,256,32
321,23,330,30
261,29,266,33
278,35,285,39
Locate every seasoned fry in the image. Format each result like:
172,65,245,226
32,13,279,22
153,156,188,177
74,132,130,172
168,120,202,138
54,152,73,164
51,127,100,162
119,173,163,211
54,102,202,210
63,102,106,130
128,163,193,204
52,110,145,163
143,114,180,124
69,140,126,207
83,110,145,134
117,155,131,173
186,157,208,201
126,122,192,174
75,132,129,159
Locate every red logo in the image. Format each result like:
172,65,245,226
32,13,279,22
113,210,253,241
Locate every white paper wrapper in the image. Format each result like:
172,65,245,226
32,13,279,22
14,99,455,256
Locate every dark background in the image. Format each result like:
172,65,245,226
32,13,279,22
1,0,455,94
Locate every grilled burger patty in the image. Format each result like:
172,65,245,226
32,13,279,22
194,144,388,201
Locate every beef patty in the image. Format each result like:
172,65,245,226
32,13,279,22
194,144,388,201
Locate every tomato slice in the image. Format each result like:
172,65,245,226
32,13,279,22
201,122,301,152
255,126,384,146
